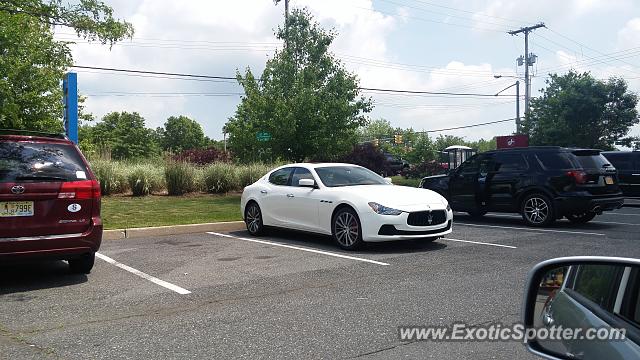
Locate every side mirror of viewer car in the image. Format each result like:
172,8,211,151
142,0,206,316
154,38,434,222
522,257,640,360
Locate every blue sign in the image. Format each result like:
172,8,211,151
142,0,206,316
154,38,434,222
63,72,78,143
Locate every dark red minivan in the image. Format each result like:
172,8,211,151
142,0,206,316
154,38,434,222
0,132,102,274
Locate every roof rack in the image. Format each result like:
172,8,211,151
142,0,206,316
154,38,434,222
0,129,68,140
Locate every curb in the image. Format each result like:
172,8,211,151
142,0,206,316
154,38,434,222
103,221,246,240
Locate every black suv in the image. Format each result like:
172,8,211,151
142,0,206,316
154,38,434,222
419,147,624,226
602,151,640,198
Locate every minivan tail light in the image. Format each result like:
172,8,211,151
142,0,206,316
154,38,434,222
58,180,101,199
566,170,587,184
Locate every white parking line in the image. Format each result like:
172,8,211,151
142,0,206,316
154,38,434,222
441,237,517,249
206,232,390,266
486,213,639,226
96,253,191,295
602,212,640,217
455,223,606,236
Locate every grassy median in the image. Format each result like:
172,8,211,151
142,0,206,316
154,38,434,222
102,194,243,230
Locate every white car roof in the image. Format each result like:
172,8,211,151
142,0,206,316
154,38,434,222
276,163,360,170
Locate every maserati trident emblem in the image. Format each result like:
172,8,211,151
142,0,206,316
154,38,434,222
11,185,25,194
427,211,433,225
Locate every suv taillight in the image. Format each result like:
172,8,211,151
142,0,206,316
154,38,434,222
566,170,587,184
58,180,101,199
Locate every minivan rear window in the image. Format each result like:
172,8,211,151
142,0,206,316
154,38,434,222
0,141,89,183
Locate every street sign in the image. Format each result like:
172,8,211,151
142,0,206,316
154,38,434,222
496,135,529,149
256,131,271,142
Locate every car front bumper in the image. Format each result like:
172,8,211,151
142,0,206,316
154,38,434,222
0,219,102,262
360,208,453,242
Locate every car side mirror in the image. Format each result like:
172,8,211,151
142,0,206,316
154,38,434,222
522,257,640,360
384,177,393,184
298,179,317,188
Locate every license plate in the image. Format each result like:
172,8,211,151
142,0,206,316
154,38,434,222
605,176,614,185
0,201,34,217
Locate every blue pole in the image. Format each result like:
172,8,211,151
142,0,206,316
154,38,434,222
63,72,78,143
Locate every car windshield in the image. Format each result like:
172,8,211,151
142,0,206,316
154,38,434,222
0,141,89,182
315,166,388,187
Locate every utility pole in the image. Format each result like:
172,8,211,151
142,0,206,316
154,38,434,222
494,76,521,133
508,23,545,119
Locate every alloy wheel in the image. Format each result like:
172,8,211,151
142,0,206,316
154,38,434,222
334,212,359,247
523,197,549,225
246,204,262,234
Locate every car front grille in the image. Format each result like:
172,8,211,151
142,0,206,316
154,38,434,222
407,210,447,226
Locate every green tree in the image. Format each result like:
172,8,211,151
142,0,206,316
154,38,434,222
524,71,639,150
161,115,206,152
225,9,372,162
85,112,159,160
0,0,133,130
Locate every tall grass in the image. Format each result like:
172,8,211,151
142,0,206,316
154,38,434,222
165,161,197,196
88,159,274,196
127,164,165,196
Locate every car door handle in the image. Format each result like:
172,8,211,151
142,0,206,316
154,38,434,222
260,190,268,194
286,194,294,198
632,174,640,176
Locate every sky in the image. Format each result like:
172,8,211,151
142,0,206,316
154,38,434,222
56,0,640,145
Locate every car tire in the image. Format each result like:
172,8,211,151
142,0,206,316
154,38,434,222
332,207,364,250
521,193,555,227
245,202,265,236
566,212,596,224
69,252,95,274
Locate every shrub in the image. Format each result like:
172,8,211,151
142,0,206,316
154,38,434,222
237,163,270,188
172,148,231,165
340,143,391,175
165,161,197,195
203,163,240,193
404,160,447,179
127,164,165,196
91,159,128,195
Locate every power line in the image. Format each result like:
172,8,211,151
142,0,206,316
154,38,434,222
72,65,517,97
419,118,517,133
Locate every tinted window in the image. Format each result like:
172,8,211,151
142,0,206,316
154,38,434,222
268,167,293,186
315,166,388,187
290,168,314,187
571,264,622,310
536,152,576,170
0,141,88,182
602,153,632,171
619,268,640,327
572,151,612,170
457,155,479,174
494,153,528,172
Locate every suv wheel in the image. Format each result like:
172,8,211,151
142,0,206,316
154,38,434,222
566,212,596,224
332,207,364,250
69,253,95,274
521,193,555,227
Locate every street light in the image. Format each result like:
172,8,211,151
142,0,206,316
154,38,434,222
494,75,521,134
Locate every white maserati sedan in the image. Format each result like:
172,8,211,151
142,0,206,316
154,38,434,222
240,163,453,250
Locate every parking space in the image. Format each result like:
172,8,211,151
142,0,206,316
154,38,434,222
1,206,639,359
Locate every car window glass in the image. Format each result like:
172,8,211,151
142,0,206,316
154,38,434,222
458,155,479,174
268,167,293,186
478,155,494,177
315,166,388,187
0,141,88,182
494,153,528,172
603,153,631,171
290,168,314,187
536,152,576,170
572,152,612,170
570,264,621,310
619,268,640,327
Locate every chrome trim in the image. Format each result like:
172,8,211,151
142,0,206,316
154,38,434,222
0,233,83,242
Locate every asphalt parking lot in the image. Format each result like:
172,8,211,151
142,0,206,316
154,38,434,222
2,206,640,359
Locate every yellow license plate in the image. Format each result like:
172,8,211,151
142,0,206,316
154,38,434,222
0,201,34,217
605,176,614,185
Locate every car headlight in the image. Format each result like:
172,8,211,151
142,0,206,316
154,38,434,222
368,202,403,215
